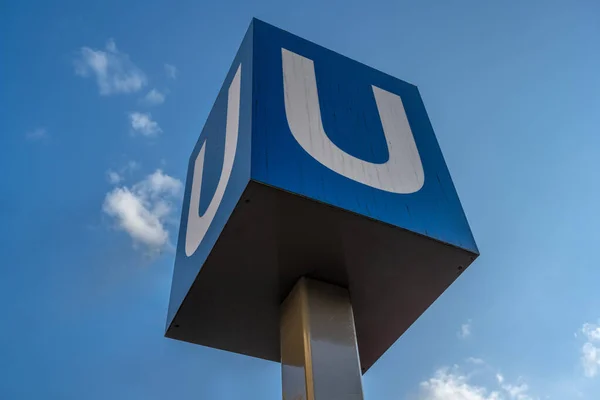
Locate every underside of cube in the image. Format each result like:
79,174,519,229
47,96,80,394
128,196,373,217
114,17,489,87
166,179,477,372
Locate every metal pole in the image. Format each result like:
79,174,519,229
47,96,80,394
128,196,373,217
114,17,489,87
280,278,364,400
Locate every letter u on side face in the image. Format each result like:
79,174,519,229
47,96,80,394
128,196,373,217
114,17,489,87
281,48,424,194
185,65,242,257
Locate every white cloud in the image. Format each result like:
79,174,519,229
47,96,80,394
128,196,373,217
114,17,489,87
578,322,600,378
107,170,123,184
496,374,533,400
134,169,182,200
467,358,485,365
582,323,600,342
103,169,182,252
105,39,117,52
582,343,600,378
103,187,169,249
141,88,165,106
75,39,147,95
419,364,538,400
129,112,162,136
26,127,48,140
459,320,472,339
502,382,530,400
420,366,503,400
127,160,140,171
164,63,177,79
107,161,140,185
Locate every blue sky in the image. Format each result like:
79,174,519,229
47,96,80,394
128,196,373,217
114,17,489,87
2,0,599,399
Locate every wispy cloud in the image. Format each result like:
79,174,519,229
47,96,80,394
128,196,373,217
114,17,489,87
466,357,485,365
26,127,48,141
458,320,472,339
582,323,600,342
141,88,165,106
107,170,123,184
419,363,538,400
164,63,177,80
129,112,161,136
496,374,533,400
107,161,141,185
579,321,600,378
103,169,182,253
126,160,140,171
420,366,501,400
75,39,147,95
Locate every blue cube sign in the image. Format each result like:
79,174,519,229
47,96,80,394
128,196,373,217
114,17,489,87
167,19,478,370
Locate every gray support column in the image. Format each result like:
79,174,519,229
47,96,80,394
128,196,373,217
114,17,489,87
280,278,364,400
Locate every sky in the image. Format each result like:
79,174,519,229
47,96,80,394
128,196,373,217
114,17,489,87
1,0,599,399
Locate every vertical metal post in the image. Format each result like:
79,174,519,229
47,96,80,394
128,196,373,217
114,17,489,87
280,278,364,400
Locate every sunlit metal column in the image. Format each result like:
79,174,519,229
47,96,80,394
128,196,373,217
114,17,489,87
280,278,364,400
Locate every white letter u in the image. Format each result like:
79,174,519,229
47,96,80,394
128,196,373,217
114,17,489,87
185,65,242,257
282,49,424,194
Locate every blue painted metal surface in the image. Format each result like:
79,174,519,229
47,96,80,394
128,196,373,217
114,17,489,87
251,20,477,253
167,27,254,327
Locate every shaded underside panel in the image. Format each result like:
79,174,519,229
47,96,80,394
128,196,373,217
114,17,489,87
166,180,476,372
